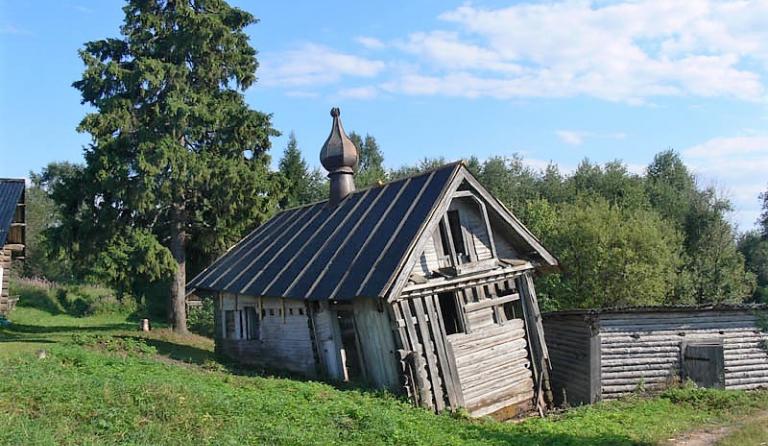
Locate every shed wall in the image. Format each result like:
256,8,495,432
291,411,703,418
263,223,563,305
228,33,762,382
215,294,317,376
598,310,768,399
543,314,597,406
352,298,400,390
0,247,11,314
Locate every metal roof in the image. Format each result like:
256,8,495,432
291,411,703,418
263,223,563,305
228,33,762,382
189,162,461,301
0,179,24,247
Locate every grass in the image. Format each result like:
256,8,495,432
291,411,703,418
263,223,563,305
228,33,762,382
2,282,768,445
716,412,768,445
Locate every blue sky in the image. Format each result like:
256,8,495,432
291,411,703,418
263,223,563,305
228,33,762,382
1,0,767,230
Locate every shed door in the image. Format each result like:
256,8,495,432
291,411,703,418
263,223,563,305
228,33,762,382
682,343,725,389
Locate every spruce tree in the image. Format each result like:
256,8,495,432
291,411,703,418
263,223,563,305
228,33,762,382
278,132,311,208
73,0,279,332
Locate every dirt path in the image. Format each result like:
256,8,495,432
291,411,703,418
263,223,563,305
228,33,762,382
662,411,768,446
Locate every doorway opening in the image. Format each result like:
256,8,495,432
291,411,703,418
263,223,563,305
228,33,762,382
337,309,364,381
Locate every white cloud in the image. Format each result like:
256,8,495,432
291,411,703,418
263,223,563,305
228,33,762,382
556,130,627,146
356,36,385,49
399,31,522,73
267,1,768,104
683,135,768,229
337,86,379,100
685,136,768,158
557,130,586,146
259,44,384,88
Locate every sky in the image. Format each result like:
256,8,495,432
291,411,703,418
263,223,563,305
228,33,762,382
1,0,767,230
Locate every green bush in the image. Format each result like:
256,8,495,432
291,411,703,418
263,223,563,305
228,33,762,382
188,299,214,338
661,385,768,414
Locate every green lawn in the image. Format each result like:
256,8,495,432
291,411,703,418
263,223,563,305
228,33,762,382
2,287,768,445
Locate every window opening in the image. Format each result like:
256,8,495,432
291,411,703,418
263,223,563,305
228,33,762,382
447,210,468,263
438,291,463,335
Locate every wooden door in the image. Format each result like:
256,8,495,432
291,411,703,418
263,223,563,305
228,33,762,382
682,342,725,389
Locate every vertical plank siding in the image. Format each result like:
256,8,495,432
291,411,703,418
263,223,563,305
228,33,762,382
449,199,493,261
216,295,317,375
351,298,400,390
542,314,596,405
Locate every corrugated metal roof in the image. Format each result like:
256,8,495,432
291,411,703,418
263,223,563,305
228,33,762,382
189,162,461,300
0,179,24,247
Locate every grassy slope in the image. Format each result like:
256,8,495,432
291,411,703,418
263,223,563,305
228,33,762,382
2,291,768,445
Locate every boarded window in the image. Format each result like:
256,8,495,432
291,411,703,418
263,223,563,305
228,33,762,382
245,307,260,340
438,291,463,335
224,310,236,339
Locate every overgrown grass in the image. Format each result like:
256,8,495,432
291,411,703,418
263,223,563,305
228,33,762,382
716,413,768,445
12,278,137,317
3,281,768,445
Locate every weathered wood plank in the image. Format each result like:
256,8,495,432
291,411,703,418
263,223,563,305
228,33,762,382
412,298,445,412
423,294,460,410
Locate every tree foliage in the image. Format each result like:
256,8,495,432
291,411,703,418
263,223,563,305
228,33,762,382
349,132,387,187
68,0,280,331
536,198,684,309
278,132,325,208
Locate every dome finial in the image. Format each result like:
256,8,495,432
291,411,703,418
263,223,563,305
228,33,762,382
320,107,358,205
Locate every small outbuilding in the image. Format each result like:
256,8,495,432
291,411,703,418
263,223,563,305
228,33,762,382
189,108,559,417
543,306,768,406
0,179,25,315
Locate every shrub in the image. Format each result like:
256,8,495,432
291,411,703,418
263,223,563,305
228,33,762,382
188,299,215,338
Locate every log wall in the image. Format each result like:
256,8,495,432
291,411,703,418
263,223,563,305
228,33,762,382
448,320,534,417
544,308,768,404
599,310,768,398
0,247,11,315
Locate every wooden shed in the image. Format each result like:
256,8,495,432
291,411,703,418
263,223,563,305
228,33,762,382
543,306,768,406
0,179,25,315
189,108,559,417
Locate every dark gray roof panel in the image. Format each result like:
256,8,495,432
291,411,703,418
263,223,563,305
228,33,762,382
0,179,24,247
189,163,460,300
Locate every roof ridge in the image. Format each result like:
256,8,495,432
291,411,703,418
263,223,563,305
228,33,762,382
277,160,463,214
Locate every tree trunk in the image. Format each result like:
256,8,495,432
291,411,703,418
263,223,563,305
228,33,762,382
169,204,188,334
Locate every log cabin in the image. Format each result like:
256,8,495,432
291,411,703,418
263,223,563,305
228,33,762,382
543,305,768,406
0,179,25,315
188,108,559,417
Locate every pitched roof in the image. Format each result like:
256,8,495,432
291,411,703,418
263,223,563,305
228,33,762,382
188,162,558,301
189,163,462,300
0,179,24,247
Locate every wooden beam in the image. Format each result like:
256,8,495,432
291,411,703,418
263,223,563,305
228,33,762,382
464,293,519,313
412,297,445,412
424,294,462,409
